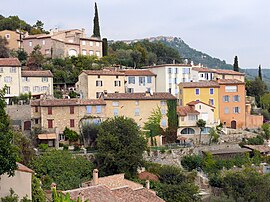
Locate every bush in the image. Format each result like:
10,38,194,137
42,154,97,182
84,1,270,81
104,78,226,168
181,155,203,171
63,127,79,142
38,144,48,152
74,145,80,151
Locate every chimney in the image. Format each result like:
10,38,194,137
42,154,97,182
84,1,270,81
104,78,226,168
93,169,99,185
146,180,150,189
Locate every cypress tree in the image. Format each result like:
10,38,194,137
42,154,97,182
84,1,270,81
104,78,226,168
92,2,101,38
102,38,108,56
233,56,239,72
258,64,262,80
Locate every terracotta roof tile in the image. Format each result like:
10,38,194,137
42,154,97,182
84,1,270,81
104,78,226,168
21,70,53,77
0,58,20,67
214,69,245,75
82,70,125,76
243,145,270,153
16,162,34,173
143,64,192,69
192,67,216,73
30,99,106,107
120,69,156,76
180,80,220,88
104,93,176,100
177,105,200,116
187,100,215,109
217,79,245,84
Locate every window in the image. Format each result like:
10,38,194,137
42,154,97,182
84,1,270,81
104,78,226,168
174,78,177,84
195,88,200,95
86,106,92,114
4,76,12,83
90,50,94,55
210,88,214,95
96,106,102,114
182,78,186,82
188,115,198,121
127,88,134,93
68,39,73,43
225,86,237,92
42,40,46,45
139,77,145,86
169,88,172,93
128,76,135,84
29,41,32,47
48,120,53,128
135,108,140,116
10,67,16,73
224,107,229,114
114,81,121,86
96,80,103,86
161,100,166,106
112,101,119,107
42,77,48,82
70,119,75,128
22,86,30,92
116,75,119,79
168,68,172,74
96,42,100,47
48,107,52,115
41,86,48,91
233,95,240,102
113,108,119,116
90,41,94,46
209,99,214,106
181,128,195,134
35,106,38,113
33,86,40,92
35,119,39,124
22,77,29,82
169,78,172,84
233,107,240,114
70,106,74,114
200,73,204,78
182,68,190,74
5,34,10,39
96,92,102,98
96,51,100,57
175,68,178,74
0,67,3,73
5,87,10,94
147,76,152,83
161,108,166,115
161,119,167,127
82,41,86,45
179,99,183,106
223,95,230,102
82,49,87,55
175,88,178,95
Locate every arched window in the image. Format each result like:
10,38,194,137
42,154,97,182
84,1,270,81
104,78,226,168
181,128,195,134
68,49,78,56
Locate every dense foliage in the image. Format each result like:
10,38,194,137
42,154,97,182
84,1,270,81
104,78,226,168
31,150,93,190
0,36,9,58
96,116,147,177
63,127,80,142
0,87,18,176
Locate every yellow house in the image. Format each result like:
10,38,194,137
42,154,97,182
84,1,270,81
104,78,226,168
179,80,220,122
0,30,22,50
76,70,125,99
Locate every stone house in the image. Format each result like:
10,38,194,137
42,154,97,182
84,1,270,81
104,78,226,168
0,30,23,50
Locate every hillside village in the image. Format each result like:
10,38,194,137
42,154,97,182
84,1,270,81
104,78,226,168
1,3,270,202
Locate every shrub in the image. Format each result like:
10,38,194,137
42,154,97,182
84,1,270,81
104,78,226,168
63,127,79,142
38,144,48,152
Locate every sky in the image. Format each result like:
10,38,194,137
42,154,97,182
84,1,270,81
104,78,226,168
1,0,270,67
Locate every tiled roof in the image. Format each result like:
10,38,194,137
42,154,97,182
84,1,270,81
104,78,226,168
143,64,192,69
192,67,216,73
21,70,53,77
177,105,200,116
80,37,103,42
138,171,159,182
243,145,270,153
24,33,51,39
120,69,156,76
31,99,106,107
16,162,34,173
214,69,245,75
82,70,125,76
104,93,177,100
0,58,20,67
180,80,220,88
187,100,215,108
217,79,245,85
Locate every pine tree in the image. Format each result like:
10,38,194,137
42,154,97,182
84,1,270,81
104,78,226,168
102,38,108,56
92,2,101,38
233,56,239,72
258,64,262,80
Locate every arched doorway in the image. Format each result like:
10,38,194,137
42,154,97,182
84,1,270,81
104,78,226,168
181,128,195,135
231,120,237,129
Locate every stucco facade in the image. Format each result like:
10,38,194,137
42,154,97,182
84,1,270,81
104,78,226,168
144,64,192,97
0,30,22,50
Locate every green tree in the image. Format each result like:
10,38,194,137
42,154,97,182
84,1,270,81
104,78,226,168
181,155,203,171
32,175,46,202
258,64,262,80
0,15,32,32
208,127,219,145
81,122,100,148
1,189,19,202
144,107,163,146
63,127,80,142
92,2,101,38
166,100,178,143
96,116,147,177
196,119,206,144
246,77,268,106
31,150,93,190
102,38,108,56
26,45,44,69
233,56,239,72
262,123,270,140
0,87,18,176
0,36,9,58
261,93,270,110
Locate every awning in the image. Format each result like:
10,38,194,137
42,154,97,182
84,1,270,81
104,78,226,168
38,133,56,140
